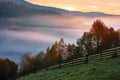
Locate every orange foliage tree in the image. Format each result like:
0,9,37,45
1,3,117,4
0,59,18,80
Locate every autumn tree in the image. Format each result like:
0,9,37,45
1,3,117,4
71,44,83,59
117,29,120,45
90,19,109,51
5,59,18,80
32,51,44,70
0,59,18,80
0,59,9,80
66,44,73,60
19,52,33,75
57,38,65,60
43,40,62,64
43,47,52,64
50,41,58,62
77,19,120,55
77,32,93,55
108,27,120,47
43,38,74,65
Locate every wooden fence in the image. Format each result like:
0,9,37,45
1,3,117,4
47,46,120,69
17,46,120,78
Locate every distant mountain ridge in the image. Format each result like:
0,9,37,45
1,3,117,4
0,0,119,18
11,0,69,13
0,0,59,18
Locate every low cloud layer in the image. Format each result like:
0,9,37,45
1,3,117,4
0,15,120,63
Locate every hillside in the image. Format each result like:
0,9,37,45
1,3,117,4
18,56,120,80
0,1,58,18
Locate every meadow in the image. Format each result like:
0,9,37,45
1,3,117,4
18,56,120,80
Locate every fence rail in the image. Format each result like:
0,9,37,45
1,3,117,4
47,46,120,69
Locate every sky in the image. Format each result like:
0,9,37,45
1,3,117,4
26,0,120,15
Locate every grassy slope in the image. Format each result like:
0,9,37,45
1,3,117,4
18,57,120,80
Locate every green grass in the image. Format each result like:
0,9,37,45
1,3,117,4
18,57,120,80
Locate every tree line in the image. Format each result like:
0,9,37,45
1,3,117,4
0,19,120,79
18,19,120,76
77,19,120,55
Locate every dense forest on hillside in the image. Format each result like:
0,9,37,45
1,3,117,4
0,19,120,80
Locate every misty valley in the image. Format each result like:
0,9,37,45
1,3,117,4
0,0,120,80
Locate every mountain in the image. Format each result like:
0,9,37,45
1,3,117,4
11,0,69,14
10,0,118,17
71,11,114,17
12,0,120,17
0,0,119,18
0,0,59,18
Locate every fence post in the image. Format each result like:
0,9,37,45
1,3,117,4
72,59,74,65
85,54,88,63
112,49,117,57
58,60,61,68
100,52,102,60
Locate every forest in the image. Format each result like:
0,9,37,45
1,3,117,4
0,19,120,80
